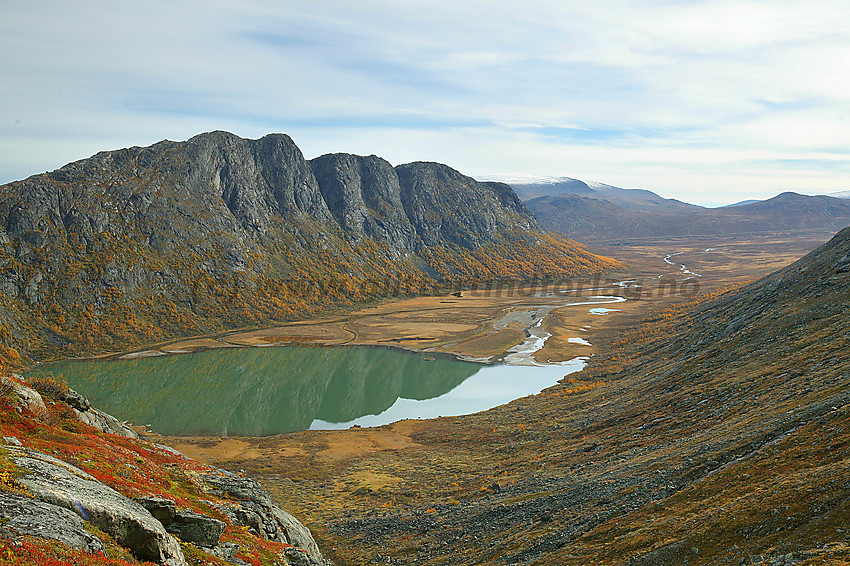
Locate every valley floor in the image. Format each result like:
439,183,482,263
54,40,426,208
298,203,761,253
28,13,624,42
116,233,822,363
160,233,850,565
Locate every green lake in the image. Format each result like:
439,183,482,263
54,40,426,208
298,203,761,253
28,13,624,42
26,345,586,436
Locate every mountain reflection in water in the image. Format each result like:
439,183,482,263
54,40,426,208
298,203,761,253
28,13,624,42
28,346,480,436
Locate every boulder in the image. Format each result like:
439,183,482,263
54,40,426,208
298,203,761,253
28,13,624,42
166,509,226,547
0,493,105,554
205,541,245,563
134,496,177,525
73,406,139,438
1,374,47,417
57,388,91,411
8,446,186,566
272,507,325,564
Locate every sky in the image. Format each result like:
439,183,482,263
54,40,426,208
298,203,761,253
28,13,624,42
1,0,849,206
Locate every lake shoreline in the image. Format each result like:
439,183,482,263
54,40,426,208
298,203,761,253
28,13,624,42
42,285,632,369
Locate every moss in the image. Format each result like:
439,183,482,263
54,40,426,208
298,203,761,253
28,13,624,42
0,447,30,495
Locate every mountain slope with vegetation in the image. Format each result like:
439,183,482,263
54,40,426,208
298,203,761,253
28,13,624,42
226,225,850,565
0,132,621,366
513,177,850,242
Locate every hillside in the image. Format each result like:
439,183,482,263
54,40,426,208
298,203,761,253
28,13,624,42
0,374,328,565
206,225,850,565
0,132,620,365
526,190,850,242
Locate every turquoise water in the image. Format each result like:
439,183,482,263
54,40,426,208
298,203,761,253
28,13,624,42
27,345,583,436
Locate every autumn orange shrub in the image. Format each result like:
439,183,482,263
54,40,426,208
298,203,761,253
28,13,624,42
27,372,69,400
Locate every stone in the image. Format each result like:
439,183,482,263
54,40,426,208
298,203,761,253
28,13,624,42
134,496,177,525
285,546,315,566
8,446,186,566
166,508,226,547
204,541,241,560
1,374,46,417
0,493,105,554
272,507,325,564
73,406,139,439
57,387,91,411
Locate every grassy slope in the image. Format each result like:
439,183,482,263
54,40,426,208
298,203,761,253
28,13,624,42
0,229,622,369
235,228,850,565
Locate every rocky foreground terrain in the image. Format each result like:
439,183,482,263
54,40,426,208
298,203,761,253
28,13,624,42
0,131,619,366
0,373,328,565
204,226,850,565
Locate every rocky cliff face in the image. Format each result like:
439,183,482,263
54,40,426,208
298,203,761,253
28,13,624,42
0,131,619,362
395,162,538,248
309,153,416,253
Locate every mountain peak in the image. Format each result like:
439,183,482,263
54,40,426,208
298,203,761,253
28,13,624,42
0,131,621,361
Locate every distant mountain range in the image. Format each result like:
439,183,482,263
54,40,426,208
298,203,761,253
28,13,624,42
0,132,619,363
511,178,850,242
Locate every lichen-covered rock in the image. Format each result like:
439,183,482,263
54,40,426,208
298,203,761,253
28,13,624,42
8,446,186,566
72,405,139,439
1,374,46,417
0,493,105,554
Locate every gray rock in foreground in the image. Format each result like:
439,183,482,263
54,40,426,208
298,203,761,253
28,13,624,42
7,446,186,566
166,508,226,547
0,493,105,554
1,374,47,416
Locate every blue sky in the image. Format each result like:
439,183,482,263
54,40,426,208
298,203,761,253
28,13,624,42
2,0,849,205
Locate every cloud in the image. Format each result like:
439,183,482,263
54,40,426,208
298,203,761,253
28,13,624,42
1,0,849,204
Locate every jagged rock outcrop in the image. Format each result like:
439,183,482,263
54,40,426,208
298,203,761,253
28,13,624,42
134,496,227,548
395,162,538,248
202,471,325,565
0,379,329,565
309,153,416,253
0,374,46,417
2,373,138,438
72,405,139,438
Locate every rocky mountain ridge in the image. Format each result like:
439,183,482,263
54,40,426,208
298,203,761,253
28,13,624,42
0,131,619,364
